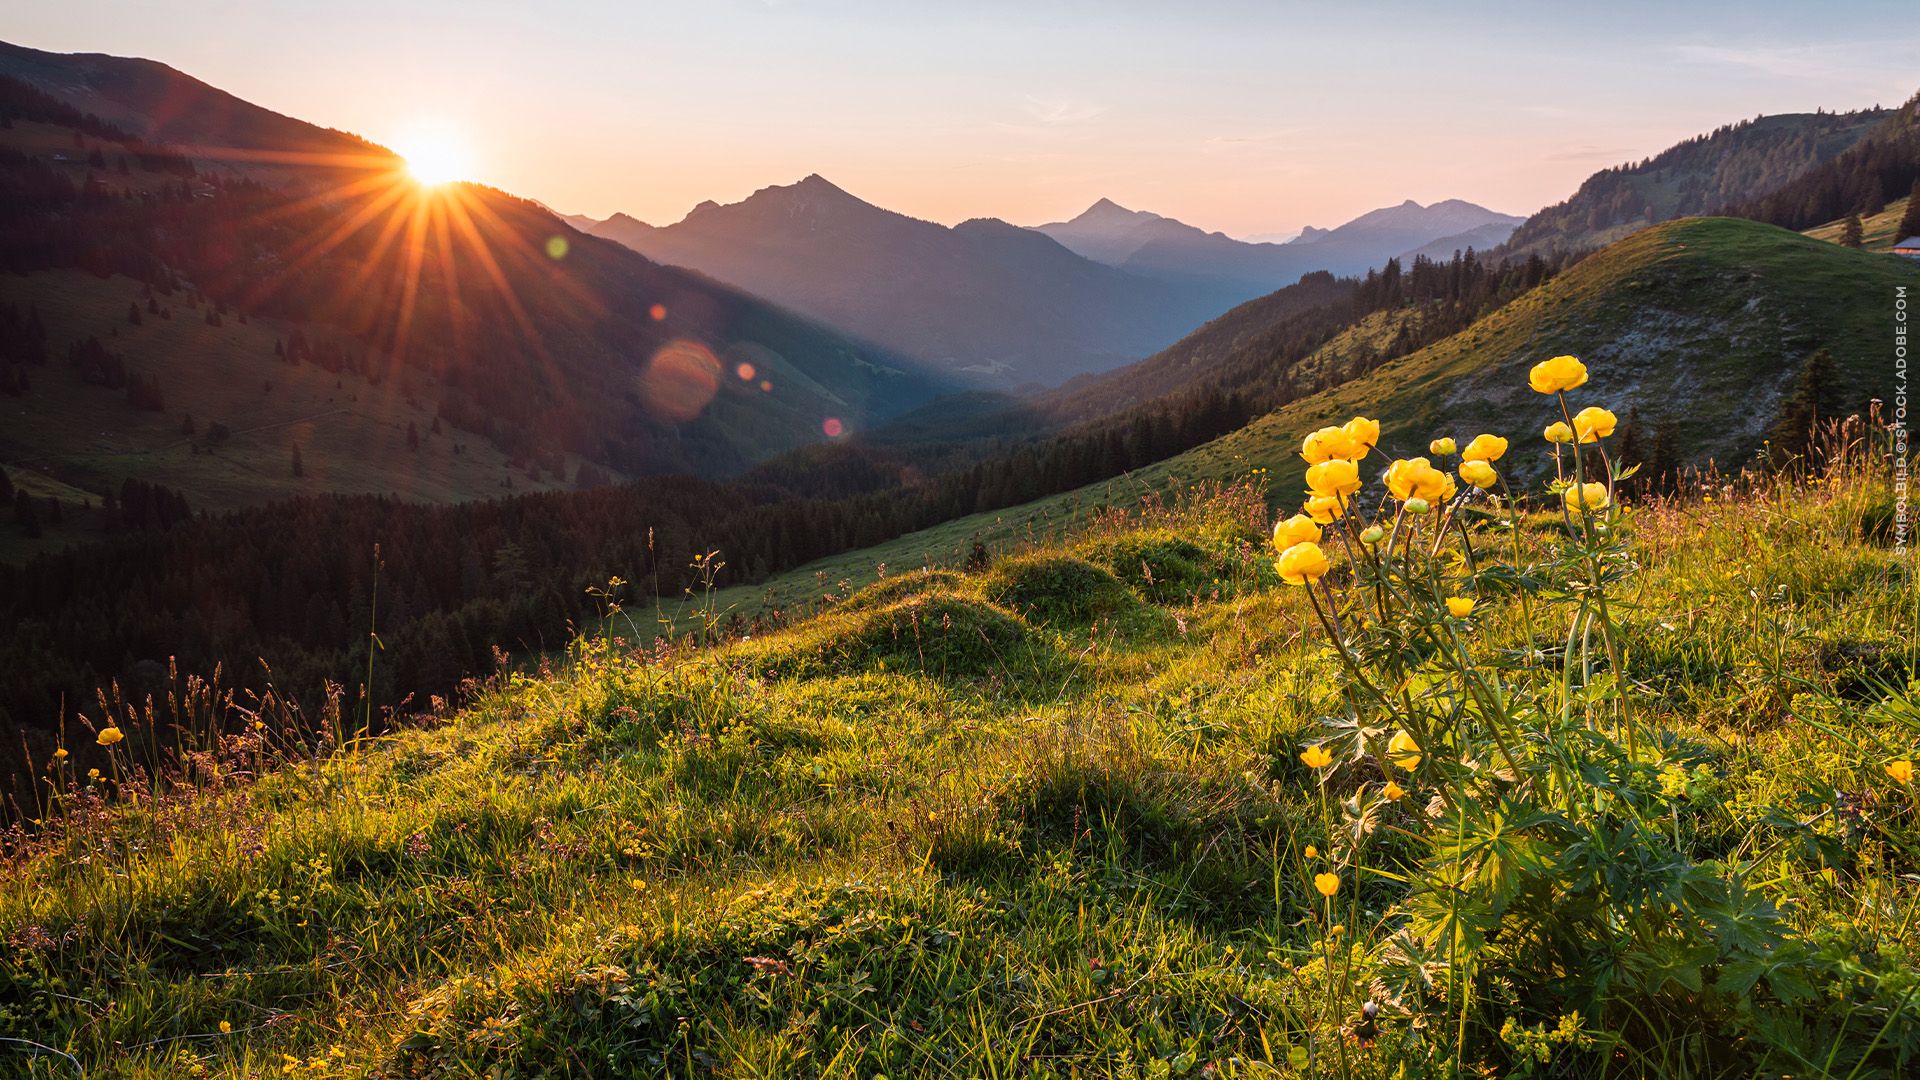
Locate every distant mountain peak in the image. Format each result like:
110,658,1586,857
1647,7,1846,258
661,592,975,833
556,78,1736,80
1070,197,1162,226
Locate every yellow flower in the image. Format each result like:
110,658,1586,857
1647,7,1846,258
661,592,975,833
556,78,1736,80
1387,730,1421,770
96,726,124,747
629,877,648,892
1305,458,1362,498
88,768,101,780
1275,541,1332,585
1382,780,1406,801
1529,354,1589,394
1300,743,1334,769
1342,416,1380,455
1429,437,1457,456
1271,514,1323,552
1438,473,1458,503
1461,433,1508,462
1303,494,1347,524
1445,596,1475,617
1563,482,1611,514
1313,873,1340,898
1543,421,1574,444
1383,457,1448,502
1459,460,1498,489
1573,406,1617,443
1304,845,1319,859
1888,760,1915,784
1300,425,1357,464
220,1021,233,1034
53,748,68,760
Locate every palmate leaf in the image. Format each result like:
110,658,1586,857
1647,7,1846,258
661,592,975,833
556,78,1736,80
1620,935,1718,995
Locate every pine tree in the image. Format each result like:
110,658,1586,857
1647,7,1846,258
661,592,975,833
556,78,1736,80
1840,214,1864,248
1898,181,1920,244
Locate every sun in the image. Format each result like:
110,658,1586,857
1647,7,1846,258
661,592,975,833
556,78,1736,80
393,123,472,187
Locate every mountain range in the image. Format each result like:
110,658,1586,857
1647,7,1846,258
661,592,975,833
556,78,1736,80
570,186,1519,387
573,176,1245,386
1034,196,1523,296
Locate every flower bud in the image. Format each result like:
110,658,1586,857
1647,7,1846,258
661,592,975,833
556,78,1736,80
1403,497,1430,515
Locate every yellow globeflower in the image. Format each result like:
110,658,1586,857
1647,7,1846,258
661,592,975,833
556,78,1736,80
1563,482,1611,514
1382,780,1407,802
1300,743,1334,769
1305,459,1362,498
1313,872,1340,898
1461,433,1508,462
96,726,124,747
1445,596,1475,617
1342,416,1380,455
1459,460,1498,489
1437,473,1458,503
1276,542,1331,585
1429,437,1457,456
1384,457,1448,502
1303,494,1347,524
1529,354,1589,394
1543,421,1575,444
1574,406,1617,443
1387,730,1421,770
1272,514,1323,552
53,747,68,761
1304,845,1319,859
1888,760,1915,784
1301,426,1357,465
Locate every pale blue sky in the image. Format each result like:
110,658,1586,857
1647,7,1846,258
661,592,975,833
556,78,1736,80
10,1,1915,235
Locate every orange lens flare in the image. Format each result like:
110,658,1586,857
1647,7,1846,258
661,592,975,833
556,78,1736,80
640,340,722,422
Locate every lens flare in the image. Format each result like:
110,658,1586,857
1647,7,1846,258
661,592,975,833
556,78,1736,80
640,340,721,422
822,417,844,438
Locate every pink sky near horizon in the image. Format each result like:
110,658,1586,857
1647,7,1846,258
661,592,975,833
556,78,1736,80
8,1,1916,238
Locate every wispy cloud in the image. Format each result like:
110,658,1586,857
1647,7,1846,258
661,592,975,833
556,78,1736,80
1664,42,1913,97
1021,95,1106,125
1542,144,1634,164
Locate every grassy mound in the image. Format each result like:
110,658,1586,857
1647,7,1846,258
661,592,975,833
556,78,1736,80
980,553,1140,627
1078,529,1233,605
836,568,971,612
738,590,1067,686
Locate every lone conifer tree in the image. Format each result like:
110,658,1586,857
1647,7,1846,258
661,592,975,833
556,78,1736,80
1898,181,1920,245
1840,214,1863,248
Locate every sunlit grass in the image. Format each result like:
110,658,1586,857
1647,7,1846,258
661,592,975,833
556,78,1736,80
1,423,1913,1076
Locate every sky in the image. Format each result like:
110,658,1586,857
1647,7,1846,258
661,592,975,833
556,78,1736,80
9,1,1917,238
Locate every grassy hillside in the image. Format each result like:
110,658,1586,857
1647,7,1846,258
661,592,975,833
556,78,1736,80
694,216,1914,623
0,270,593,562
1805,195,1912,251
4,425,1913,1075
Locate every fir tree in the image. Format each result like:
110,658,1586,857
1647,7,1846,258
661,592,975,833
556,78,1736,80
1899,180,1920,244
1840,214,1863,248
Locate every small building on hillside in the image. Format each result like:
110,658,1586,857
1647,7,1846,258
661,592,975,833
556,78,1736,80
1895,236,1920,259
